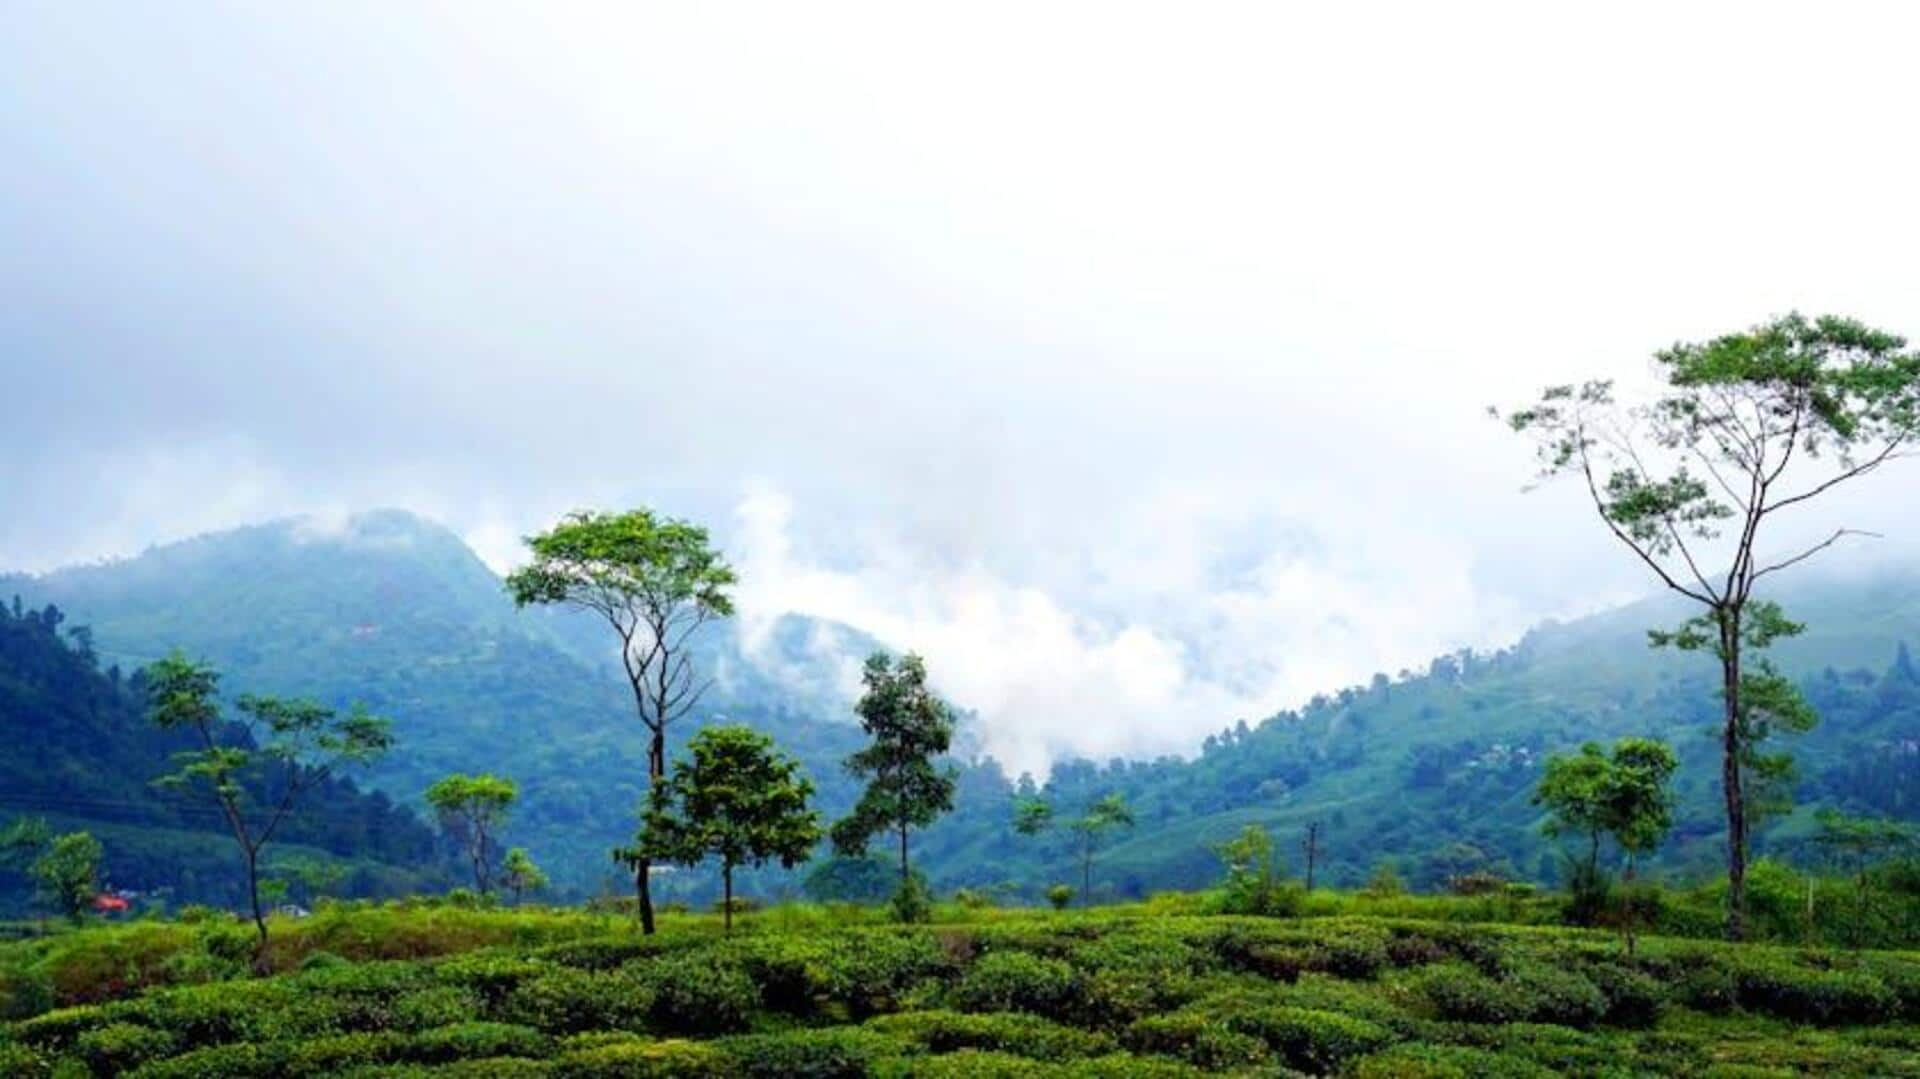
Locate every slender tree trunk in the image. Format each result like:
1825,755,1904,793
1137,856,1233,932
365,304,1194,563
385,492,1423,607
244,846,268,966
723,863,733,933
899,821,910,892
1082,837,1092,906
1622,855,1637,957
1721,613,1748,941
638,733,662,935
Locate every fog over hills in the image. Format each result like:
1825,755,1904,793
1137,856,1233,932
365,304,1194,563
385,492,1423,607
5,509,1915,901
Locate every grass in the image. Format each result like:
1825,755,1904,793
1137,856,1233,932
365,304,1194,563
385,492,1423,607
1,897,1916,1076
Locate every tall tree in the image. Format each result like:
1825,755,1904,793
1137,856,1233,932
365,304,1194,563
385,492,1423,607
641,725,821,932
1503,314,1920,937
425,773,519,895
506,509,736,934
147,653,393,958
831,652,957,922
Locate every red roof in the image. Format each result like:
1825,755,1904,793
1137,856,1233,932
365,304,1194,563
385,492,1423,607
91,895,130,913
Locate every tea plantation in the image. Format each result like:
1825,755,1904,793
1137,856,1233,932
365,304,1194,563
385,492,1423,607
2,904,1917,1077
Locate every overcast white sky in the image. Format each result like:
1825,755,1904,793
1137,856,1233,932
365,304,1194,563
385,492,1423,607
5,3,1919,771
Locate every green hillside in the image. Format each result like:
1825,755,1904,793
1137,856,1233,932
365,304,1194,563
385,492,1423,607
0,597,446,913
6,512,1916,906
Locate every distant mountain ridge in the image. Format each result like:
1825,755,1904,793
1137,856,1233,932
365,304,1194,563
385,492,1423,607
5,510,1917,902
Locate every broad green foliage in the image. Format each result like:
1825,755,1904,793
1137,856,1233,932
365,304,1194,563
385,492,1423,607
1504,313,1920,937
640,725,822,930
425,774,519,895
6,906,1919,1077
506,507,736,935
832,652,958,921
1212,825,1298,917
501,848,549,905
29,833,101,924
147,653,394,954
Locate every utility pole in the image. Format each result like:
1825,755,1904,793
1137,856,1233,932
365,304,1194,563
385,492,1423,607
1303,821,1322,891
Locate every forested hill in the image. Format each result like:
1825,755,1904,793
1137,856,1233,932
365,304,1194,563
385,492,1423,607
0,598,444,912
0,511,902,899
5,511,1917,906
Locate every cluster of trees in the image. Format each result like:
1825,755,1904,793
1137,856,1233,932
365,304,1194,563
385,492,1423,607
507,511,964,930
1503,312,1920,937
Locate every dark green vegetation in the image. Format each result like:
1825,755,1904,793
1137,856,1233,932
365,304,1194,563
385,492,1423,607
5,513,1919,909
0,597,442,916
2,903,1916,1076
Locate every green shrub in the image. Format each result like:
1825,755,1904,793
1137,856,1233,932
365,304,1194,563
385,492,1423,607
1123,1012,1267,1069
0,962,55,1021
12,1003,116,1052
1504,960,1607,1028
283,1031,406,1074
633,955,757,1036
392,986,485,1031
532,937,663,972
433,954,552,1004
404,1021,551,1063
1047,885,1074,911
1353,1043,1556,1078
1230,1005,1392,1073
0,1040,48,1079
954,952,1079,1017
551,1035,731,1078
499,968,652,1034
867,1009,1116,1061
716,936,834,1015
1418,960,1606,1028
1582,962,1666,1026
820,932,951,1017
713,1027,899,1078
128,1040,287,1078
74,1021,176,1073
1729,957,1897,1025
1419,962,1527,1024
298,951,350,972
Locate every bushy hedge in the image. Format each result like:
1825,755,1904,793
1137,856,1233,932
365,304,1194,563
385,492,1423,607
7,908,1920,1077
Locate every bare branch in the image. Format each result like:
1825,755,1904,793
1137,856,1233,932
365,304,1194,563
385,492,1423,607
1751,528,1881,583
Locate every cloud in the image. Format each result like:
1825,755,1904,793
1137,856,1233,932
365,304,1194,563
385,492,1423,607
7,3,1920,770
730,486,1554,776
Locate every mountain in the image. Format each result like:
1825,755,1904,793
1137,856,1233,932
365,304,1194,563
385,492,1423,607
1,511,909,898
6,511,1917,905
0,596,445,913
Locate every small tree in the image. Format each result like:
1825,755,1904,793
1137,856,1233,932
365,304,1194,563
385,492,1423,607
1813,810,1912,891
1536,737,1677,950
642,725,821,932
1534,742,1615,919
1598,738,1679,954
831,652,957,922
1070,794,1134,906
1503,314,1920,938
426,774,519,895
147,654,392,958
32,832,101,923
501,847,549,905
507,509,736,934
1214,824,1292,915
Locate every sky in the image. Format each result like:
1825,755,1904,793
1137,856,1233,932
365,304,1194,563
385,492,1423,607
5,2,1920,773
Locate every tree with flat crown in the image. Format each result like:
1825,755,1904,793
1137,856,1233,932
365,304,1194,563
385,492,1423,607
425,773,518,896
147,653,392,960
506,508,735,934
640,724,821,932
1503,313,1920,938
830,651,956,922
